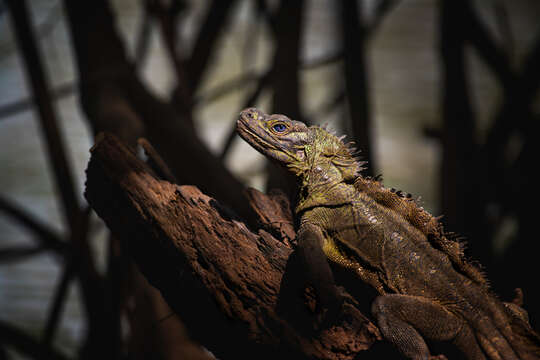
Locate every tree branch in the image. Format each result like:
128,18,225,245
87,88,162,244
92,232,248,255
85,132,381,360
6,0,81,229
185,0,237,91
340,0,375,176
63,0,256,225
0,195,66,256
0,320,70,360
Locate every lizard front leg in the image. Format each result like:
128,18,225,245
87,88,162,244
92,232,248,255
321,235,387,295
296,223,344,322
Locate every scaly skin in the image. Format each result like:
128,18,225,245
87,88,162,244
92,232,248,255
236,108,540,360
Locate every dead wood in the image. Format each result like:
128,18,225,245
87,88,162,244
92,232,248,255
84,132,380,360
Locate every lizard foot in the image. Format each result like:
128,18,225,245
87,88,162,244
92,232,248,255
309,285,346,330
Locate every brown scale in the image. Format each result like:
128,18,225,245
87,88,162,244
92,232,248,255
353,175,489,288
303,123,488,288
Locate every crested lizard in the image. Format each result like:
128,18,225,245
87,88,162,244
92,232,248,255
236,107,540,360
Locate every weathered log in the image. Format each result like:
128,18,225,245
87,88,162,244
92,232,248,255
85,133,380,360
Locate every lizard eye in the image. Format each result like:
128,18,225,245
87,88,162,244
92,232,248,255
272,123,288,133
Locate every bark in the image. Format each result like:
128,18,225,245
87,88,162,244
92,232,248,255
85,132,381,360
61,1,261,357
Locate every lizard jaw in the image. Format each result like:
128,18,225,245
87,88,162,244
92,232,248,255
236,117,279,154
237,115,302,165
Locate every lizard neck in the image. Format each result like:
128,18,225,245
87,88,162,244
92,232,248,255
295,160,354,214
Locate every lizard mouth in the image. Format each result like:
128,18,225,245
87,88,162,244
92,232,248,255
236,116,280,154
237,111,306,167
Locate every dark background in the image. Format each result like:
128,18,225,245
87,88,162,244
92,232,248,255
0,0,539,358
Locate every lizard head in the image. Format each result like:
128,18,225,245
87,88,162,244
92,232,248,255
237,108,311,174
237,107,365,181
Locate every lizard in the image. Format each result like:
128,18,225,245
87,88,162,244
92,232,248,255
236,107,540,360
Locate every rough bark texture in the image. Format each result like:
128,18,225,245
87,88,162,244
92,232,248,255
84,133,381,360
